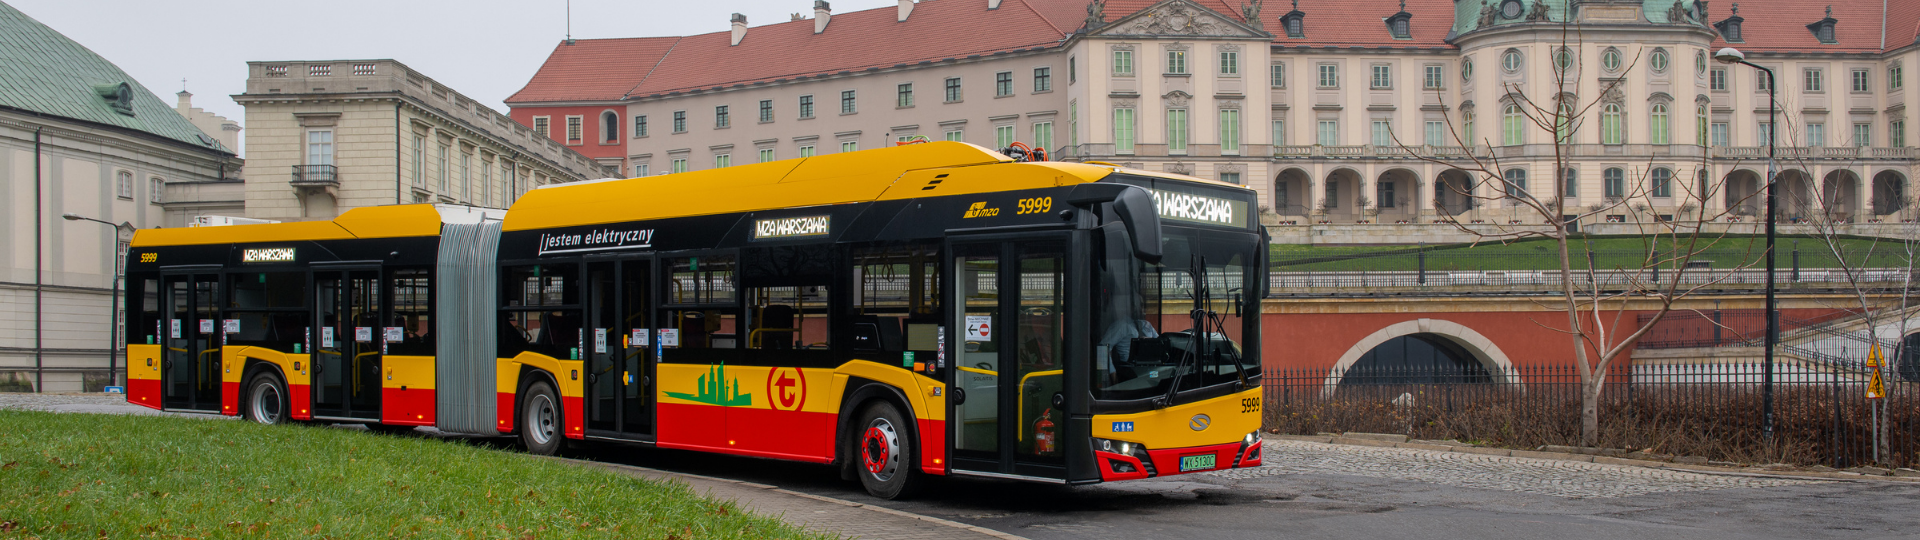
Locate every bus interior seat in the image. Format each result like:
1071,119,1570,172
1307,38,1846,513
759,304,796,349
849,315,904,352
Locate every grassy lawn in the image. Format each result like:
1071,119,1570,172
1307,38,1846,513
0,411,828,539
1270,235,1918,272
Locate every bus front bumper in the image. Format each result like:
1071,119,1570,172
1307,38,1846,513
1093,432,1263,482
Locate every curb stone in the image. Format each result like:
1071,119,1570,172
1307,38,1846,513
1268,434,1920,484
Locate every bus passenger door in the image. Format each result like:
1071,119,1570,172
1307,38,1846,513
161,272,222,412
312,269,384,420
583,256,656,440
947,237,1070,480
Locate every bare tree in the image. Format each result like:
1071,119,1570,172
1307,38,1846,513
1392,21,1762,446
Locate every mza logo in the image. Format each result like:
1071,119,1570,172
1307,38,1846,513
962,202,1000,218
766,367,807,411
138,253,157,263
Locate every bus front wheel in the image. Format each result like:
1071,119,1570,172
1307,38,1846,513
243,371,289,425
520,380,564,456
854,401,919,499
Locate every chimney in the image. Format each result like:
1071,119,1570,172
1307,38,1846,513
988,0,1001,9
898,0,914,21
730,13,748,45
814,0,832,33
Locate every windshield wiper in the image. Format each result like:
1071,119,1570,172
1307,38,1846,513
1158,254,1211,408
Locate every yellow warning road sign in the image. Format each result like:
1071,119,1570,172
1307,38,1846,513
1867,344,1885,400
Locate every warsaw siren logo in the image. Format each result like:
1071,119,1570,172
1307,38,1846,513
767,367,807,411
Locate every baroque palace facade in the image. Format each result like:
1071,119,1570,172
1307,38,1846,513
508,0,1920,238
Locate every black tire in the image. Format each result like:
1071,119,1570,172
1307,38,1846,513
854,401,919,499
242,370,290,425
519,380,564,456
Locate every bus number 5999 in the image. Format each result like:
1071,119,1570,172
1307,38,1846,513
1241,397,1260,413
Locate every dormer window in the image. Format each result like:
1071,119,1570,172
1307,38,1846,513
1805,5,1836,44
1385,8,1412,40
1714,4,1744,43
93,82,135,117
1281,11,1305,38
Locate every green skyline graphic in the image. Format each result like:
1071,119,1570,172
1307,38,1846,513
664,363,753,407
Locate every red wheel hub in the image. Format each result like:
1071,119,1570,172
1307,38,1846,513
862,427,891,474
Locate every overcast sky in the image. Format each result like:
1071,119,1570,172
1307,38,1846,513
10,0,898,155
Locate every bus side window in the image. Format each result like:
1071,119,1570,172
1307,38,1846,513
501,264,580,360
848,242,941,372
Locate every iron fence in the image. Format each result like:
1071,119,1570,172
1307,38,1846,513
1268,248,1918,296
1262,363,1918,469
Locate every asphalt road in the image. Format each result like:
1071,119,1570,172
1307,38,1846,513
569,440,1920,540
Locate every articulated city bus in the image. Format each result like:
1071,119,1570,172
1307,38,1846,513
122,142,1265,497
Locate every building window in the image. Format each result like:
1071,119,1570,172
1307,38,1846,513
307,129,333,166
412,135,425,187
115,171,132,199
149,177,163,203
715,105,730,128
1696,105,1708,146
944,129,963,141
1854,122,1872,147
1034,67,1052,92
840,90,857,114
840,141,858,153
1424,121,1445,146
1603,167,1625,198
1167,50,1187,74
480,156,493,206
1650,167,1673,198
1370,120,1393,147
897,83,914,108
1696,50,1708,76
672,111,687,133
1271,63,1286,87
565,116,582,142
1710,67,1727,91
1502,104,1523,146
1317,120,1338,146
1892,63,1906,91
532,116,550,138
671,159,688,173
1284,13,1304,37
1113,50,1133,76
602,111,619,141
994,125,1015,148
1371,65,1391,89
1462,57,1473,81
635,115,648,137
1503,169,1527,198
1166,109,1188,154
1711,122,1729,147
1601,103,1624,144
1554,102,1574,143
799,95,815,118
1423,65,1443,89
1070,101,1078,148
715,154,731,168
1649,48,1669,73
1758,122,1774,145
1553,47,1574,73
1649,104,1669,145
436,143,448,191
1851,69,1870,93
1463,109,1475,146
1756,70,1772,92
1390,17,1410,39
1033,121,1053,152
1114,108,1136,154
1218,109,1239,154
1318,64,1337,88
1069,57,1075,83
1379,180,1396,207
1272,120,1285,145
995,72,1013,97
759,148,775,163
634,164,648,177
1219,51,1238,75
1562,167,1577,197
1501,49,1522,73
1893,120,1907,147
944,78,962,102
1221,172,1242,185
458,151,471,201
1326,181,1338,207
1804,68,1823,92
798,145,815,157
1808,123,1825,147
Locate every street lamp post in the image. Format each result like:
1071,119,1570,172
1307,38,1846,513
1716,47,1778,442
62,213,135,390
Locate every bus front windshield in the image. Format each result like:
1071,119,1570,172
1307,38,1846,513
1093,224,1259,404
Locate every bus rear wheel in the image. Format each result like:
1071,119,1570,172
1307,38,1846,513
855,401,918,499
243,371,289,425
520,380,564,456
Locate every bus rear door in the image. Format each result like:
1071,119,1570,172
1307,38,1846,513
583,257,656,439
312,268,384,420
946,235,1071,481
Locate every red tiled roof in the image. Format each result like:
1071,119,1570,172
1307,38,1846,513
1886,0,1920,51
1258,0,1455,49
506,36,678,103
1709,0,1903,54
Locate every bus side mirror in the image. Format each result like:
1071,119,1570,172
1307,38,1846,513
1068,184,1163,264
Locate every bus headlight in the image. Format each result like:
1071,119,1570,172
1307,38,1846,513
1093,437,1136,455
1244,430,1260,446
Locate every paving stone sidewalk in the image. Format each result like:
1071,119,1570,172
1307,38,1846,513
1212,439,1825,498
